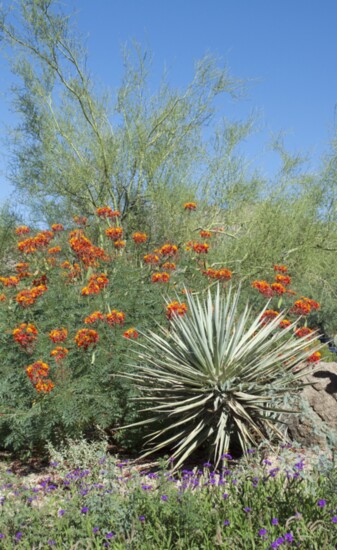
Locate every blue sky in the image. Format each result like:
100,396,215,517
1,0,337,204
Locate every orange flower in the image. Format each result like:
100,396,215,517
15,225,30,235
260,309,279,324
49,328,68,343
143,254,160,265
32,274,48,287
73,215,88,226
184,202,197,210
166,301,188,320
81,273,109,296
50,346,69,362
162,262,176,271
279,319,291,329
48,246,62,255
69,230,109,267
13,323,38,349
295,327,313,338
51,224,64,232
203,268,232,281
251,280,273,297
84,311,105,324
106,310,125,326
97,206,121,219
61,261,81,282
290,300,311,316
0,293,6,302
274,265,288,273
105,227,123,241
114,240,126,250
132,232,148,244
75,328,99,349
16,262,29,273
192,242,209,254
307,351,321,364
270,282,287,296
199,230,212,238
0,276,20,287
301,297,320,311
25,361,54,393
160,244,178,256
16,285,47,307
151,272,170,283
123,328,139,339
275,274,291,286
35,379,55,393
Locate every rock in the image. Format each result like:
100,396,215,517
287,361,337,449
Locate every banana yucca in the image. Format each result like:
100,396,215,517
121,285,321,468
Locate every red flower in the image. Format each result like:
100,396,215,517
251,280,273,297
75,329,99,350
307,351,321,364
162,262,176,271
50,346,69,362
49,328,68,343
84,311,105,324
290,300,311,316
275,274,291,286
15,225,30,235
13,323,38,349
97,206,120,219
106,310,125,326
192,242,209,254
143,254,160,265
260,309,279,324
279,319,291,329
132,232,148,244
160,244,178,256
105,227,123,241
151,272,170,283
270,283,287,296
199,230,212,238
183,202,197,210
274,265,288,273
123,328,139,339
203,268,232,281
166,301,188,320
295,327,313,338
51,224,64,232
114,240,126,250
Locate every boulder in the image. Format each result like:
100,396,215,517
287,361,337,448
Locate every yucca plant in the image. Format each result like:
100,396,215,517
120,285,322,468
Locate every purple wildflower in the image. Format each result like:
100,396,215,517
0,534,5,539
106,532,115,539
58,509,65,516
332,516,337,523
139,516,145,522
258,528,268,537
47,540,56,546
93,527,99,534
223,520,230,526
284,533,294,542
81,506,89,514
271,518,278,525
222,453,233,460
161,495,168,501
244,507,251,513
222,493,229,499
15,533,23,541
317,499,326,507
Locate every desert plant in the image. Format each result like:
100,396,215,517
121,285,322,468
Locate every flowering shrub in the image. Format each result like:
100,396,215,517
0,203,324,453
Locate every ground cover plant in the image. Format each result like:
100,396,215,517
1,440,337,549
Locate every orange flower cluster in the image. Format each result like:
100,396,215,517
143,253,160,265
295,327,313,338
105,227,123,241
84,311,105,324
184,202,197,210
50,346,69,362
275,274,291,286
192,242,209,254
26,361,54,393
106,310,125,326
132,232,148,244
32,274,48,287
48,246,62,255
274,265,288,273
0,276,20,287
12,323,38,350
15,225,30,235
307,351,321,364
251,280,274,297
279,319,291,329
69,230,108,267
199,230,212,238
260,309,279,324
162,262,176,271
51,224,64,232
0,293,6,302
73,215,88,226
114,240,126,250
270,282,287,296
16,284,47,307
16,262,31,279
166,301,188,320
123,328,139,339
18,231,54,254
97,206,121,219
49,328,68,343
75,328,99,349
81,273,109,296
203,268,232,281
151,272,170,283
160,244,178,256
61,261,81,281
290,297,320,316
